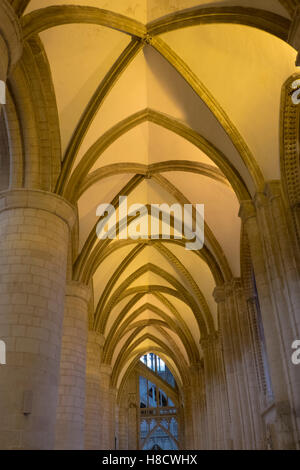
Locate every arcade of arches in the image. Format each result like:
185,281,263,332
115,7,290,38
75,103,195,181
0,0,300,451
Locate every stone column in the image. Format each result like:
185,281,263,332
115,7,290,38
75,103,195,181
127,380,139,450
177,404,185,450
127,402,138,450
245,295,273,402
201,334,229,450
214,285,240,449
84,331,104,450
55,282,91,449
118,371,139,450
234,286,265,450
0,189,75,449
111,388,117,449
240,183,300,449
293,204,300,257
118,404,129,450
182,384,195,449
189,363,207,450
0,1,22,110
215,281,264,450
99,364,116,449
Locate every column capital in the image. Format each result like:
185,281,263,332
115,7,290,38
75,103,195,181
0,0,22,75
214,279,244,305
0,189,76,230
65,281,92,303
263,180,283,202
239,200,256,223
200,332,219,350
213,285,226,304
190,361,204,373
253,191,268,209
225,278,243,296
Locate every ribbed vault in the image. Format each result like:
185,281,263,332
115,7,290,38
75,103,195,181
6,0,299,401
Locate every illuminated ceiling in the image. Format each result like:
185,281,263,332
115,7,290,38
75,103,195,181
9,0,299,391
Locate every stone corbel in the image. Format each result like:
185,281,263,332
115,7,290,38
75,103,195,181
213,285,226,304
263,181,283,203
239,200,257,224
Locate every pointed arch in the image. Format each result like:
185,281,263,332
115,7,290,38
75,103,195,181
96,263,211,337
64,109,250,202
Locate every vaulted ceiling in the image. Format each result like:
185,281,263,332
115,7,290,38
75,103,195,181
8,0,299,392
